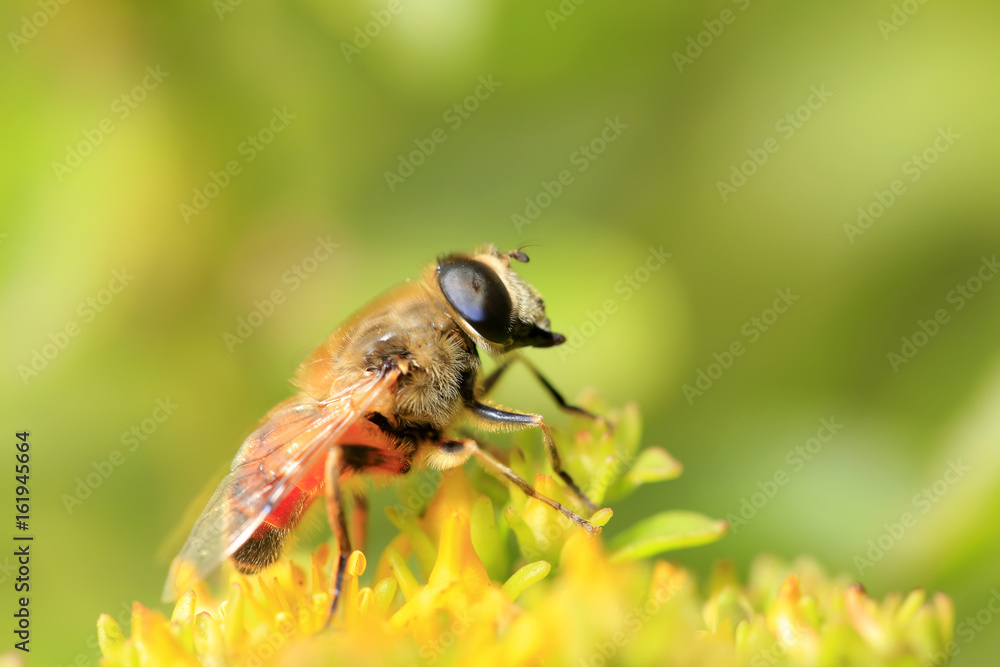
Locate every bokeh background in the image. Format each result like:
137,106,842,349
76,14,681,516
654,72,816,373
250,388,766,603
2,0,999,664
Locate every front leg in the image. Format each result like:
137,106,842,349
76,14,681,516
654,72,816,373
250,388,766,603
323,446,352,627
477,353,611,430
428,437,600,535
467,401,598,514
351,493,368,553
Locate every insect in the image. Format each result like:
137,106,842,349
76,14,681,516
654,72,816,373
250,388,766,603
163,244,606,616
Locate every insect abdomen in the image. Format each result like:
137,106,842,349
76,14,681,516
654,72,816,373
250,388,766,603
229,485,311,574
231,522,290,573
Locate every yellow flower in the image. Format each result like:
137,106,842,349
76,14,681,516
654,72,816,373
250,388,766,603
97,401,953,666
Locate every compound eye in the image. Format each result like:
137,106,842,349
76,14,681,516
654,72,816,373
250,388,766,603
437,259,513,344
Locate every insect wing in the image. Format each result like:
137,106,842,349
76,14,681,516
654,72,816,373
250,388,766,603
162,370,396,601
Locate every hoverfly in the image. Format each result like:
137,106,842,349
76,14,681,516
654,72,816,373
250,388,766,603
163,244,605,617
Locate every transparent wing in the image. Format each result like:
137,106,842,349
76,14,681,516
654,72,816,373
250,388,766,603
162,370,397,601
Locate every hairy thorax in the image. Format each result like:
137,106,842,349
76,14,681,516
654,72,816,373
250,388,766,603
294,282,480,433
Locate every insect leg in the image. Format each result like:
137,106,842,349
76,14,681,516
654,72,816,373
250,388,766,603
476,358,514,398
351,493,368,551
338,442,411,550
467,401,598,514
478,354,611,430
420,437,475,471
443,437,600,535
324,446,352,627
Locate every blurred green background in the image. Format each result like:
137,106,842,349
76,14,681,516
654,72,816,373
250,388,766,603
2,0,999,664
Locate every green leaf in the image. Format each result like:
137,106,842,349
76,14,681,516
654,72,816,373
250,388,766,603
609,511,728,562
614,403,643,459
605,447,683,501
626,447,683,484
